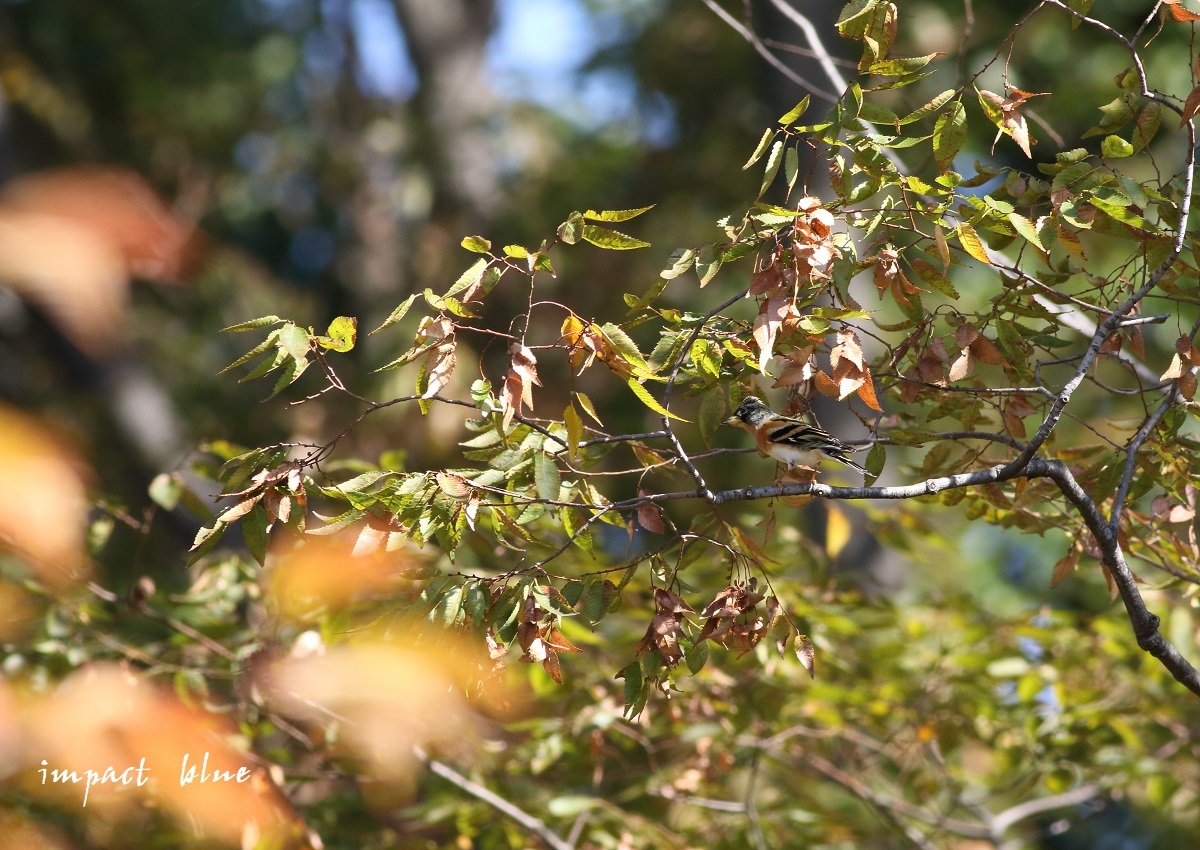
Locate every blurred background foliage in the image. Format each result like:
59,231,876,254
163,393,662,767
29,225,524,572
2,0,1200,847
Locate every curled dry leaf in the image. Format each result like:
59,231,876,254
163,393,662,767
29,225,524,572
499,343,542,429
980,87,1048,158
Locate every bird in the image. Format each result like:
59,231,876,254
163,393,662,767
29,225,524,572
723,396,867,477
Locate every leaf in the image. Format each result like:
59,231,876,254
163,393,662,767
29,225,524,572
222,315,283,332
1051,544,1080,588
564,404,583,462
743,128,776,170
626,377,688,422
1166,0,1200,22
1008,213,1046,251
278,322,311,361
1101,135,1134,158
1182,85,1200,128
1065,0,1094,27
932,101,966,173
574,391,603,425
582,206,654,222
661,248,695,279
316,316,357,352
581,224,650,250
899,89,956,125
149,472,183,511
558,211,584,244
759,140,785,197
1132,102,1162,151
795,634,815,678
534,452,561,502
695,243,722,286
698,386,727,449
956,221,992,265
422,341,457,399
242,503,270,567
444,257,489,300
370,293,417,335
778,95,811,126
784,145,800,195
461,235,491,253
826,504,851,558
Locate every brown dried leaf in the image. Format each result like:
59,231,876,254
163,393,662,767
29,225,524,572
637,490,666,534
855,367,883,412
1183,85,1200,127
422,341,457,399
971,334,1007,366
753,291,789,375
653,586,695,614
949,349,972,382
1166,0,1200,23
830,328,865,371
1180,370,1198,401
1160,352,1185,381
1050,544,1080,588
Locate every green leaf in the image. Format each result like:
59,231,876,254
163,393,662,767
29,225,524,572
684,638,709,675
465,582,489,625
1132,101,1162,151
580,224,650,250
1083,95,1136,139
626,377,688,422
661,248,695,280
600,322,652,375
784,144,800,195
503,244,528,258
242,503,270,567
696,243,722,286
222,315,283,332
1089,192,1156,232
1008,213,1047,251
932,100,966,172
698,386,727,449
897,89,956,125
148,472,183,511
534,452,561,502
278,322,311,361
1101,134,1134,158
867,54,940,76
461,235,491,253
620,661,644,713
220,329,280,374
690,338,721,380
370,294,417,335
582,206,654,222
778,95,811,127
758,139,785,197
565,404,583,462
187,521,228,566
1065,0,1095,28
316,316,357,352
743,127,776,170
269,354,310,397
444,258,489,299
558,211,584,244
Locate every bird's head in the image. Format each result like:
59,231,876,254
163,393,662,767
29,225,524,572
723,395,773,428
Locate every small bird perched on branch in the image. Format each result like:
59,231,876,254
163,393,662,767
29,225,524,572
723,396,866,478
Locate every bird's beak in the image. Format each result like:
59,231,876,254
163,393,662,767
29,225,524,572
722,415,741,427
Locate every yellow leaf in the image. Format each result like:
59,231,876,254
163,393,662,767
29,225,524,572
826,504,852,559
956,222,992,265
